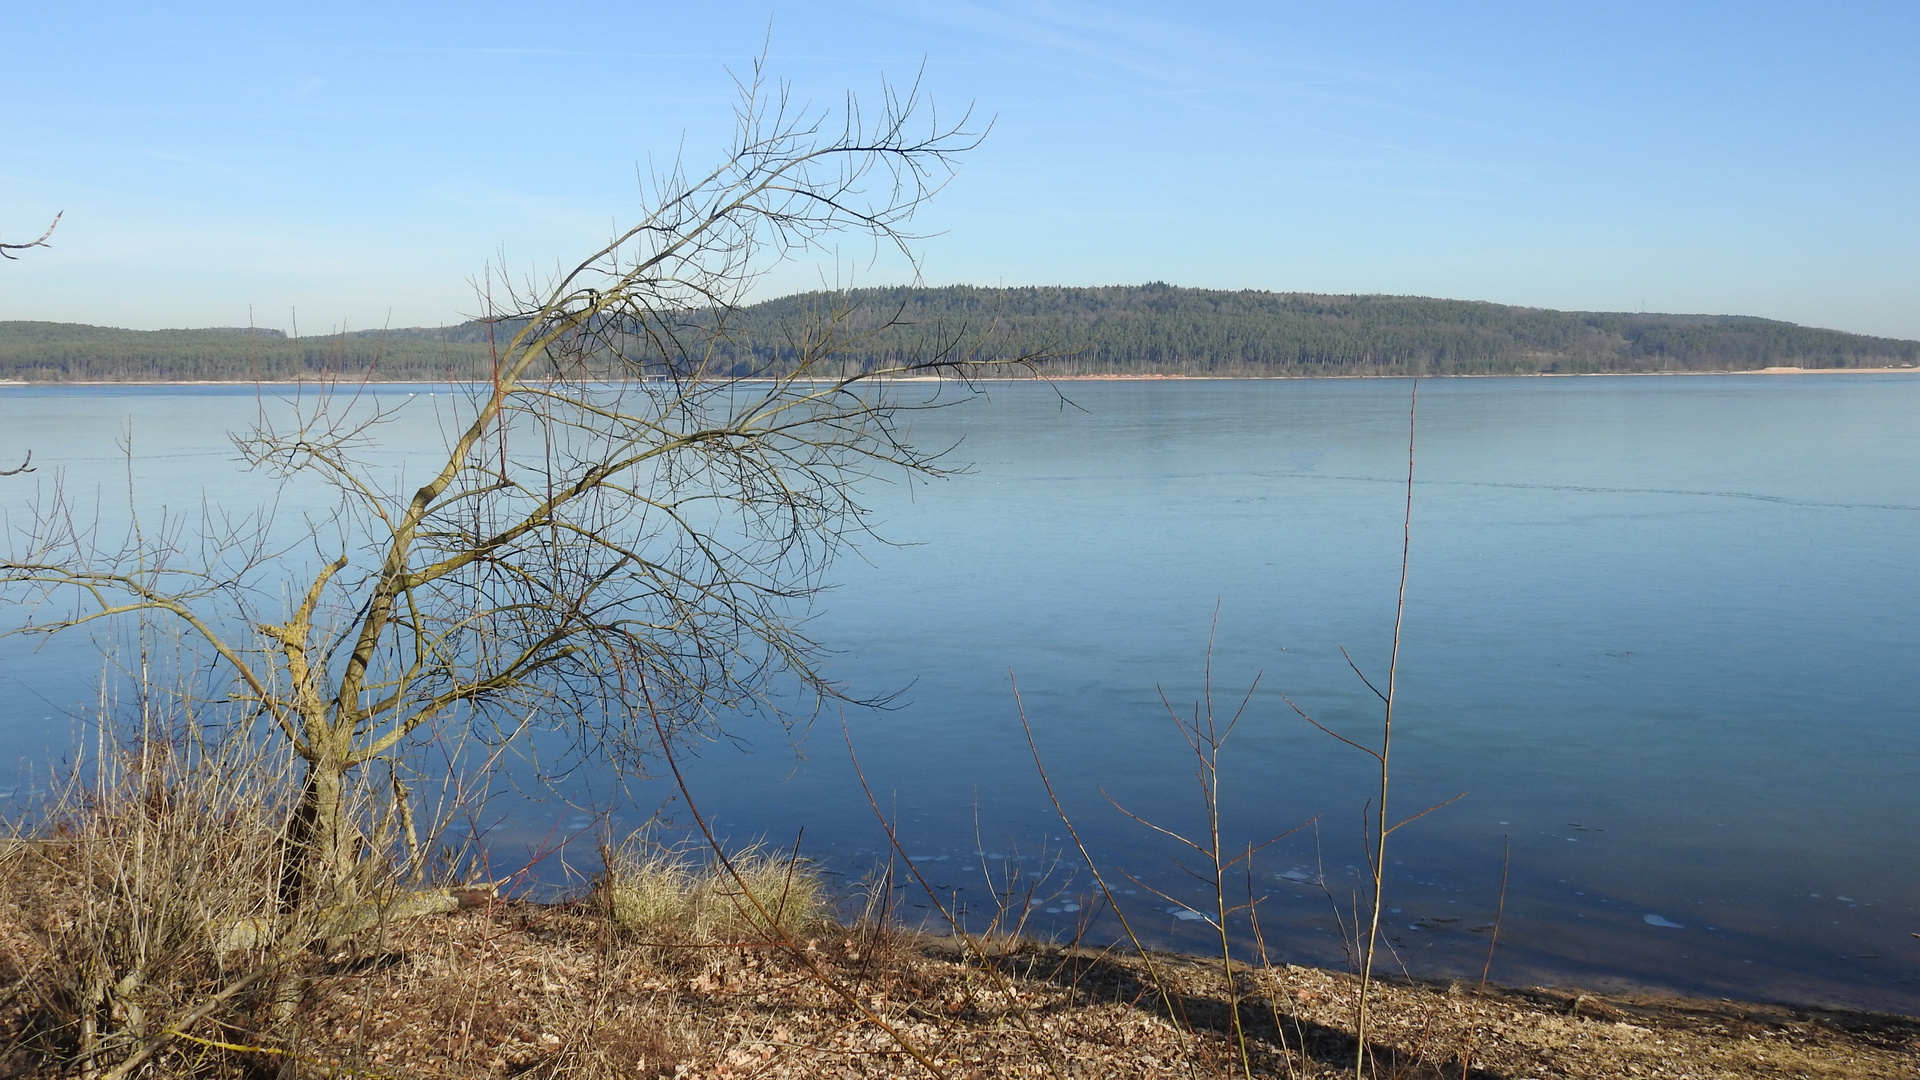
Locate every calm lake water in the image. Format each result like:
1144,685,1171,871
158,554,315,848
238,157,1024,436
2,375,1916,1013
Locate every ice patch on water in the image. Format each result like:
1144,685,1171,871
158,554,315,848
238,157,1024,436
1276,868,1319,884
1643,914,1684,929
1167,907,1208,922
1061,903,1080,912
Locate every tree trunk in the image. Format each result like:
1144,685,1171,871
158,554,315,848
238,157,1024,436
279,755,358,912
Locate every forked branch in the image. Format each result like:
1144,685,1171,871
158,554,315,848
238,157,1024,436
1,211,61,259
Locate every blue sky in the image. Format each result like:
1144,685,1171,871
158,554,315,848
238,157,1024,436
4,1,1917,338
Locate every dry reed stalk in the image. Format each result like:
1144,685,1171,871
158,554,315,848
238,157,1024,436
2,694,297,1076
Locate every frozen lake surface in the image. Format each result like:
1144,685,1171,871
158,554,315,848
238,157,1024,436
2,375,1916,1012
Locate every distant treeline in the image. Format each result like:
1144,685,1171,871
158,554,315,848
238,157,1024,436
0,321,501,382
5,284,1916,381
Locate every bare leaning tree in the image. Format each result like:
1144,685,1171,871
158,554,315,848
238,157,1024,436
2,69,1037,911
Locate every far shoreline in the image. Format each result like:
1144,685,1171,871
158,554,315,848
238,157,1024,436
4,365,1920,388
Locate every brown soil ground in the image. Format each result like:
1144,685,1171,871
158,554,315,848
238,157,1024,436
9,895,1913,1080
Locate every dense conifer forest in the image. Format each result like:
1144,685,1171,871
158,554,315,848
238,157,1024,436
4,284,1915,381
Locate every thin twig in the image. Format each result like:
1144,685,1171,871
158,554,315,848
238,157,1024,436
1012,674,1206,1077
842,708,1070,1080
1353,379,1417,1080
0,211,61,259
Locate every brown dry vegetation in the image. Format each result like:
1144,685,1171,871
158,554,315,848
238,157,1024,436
0,702,1912,1080
3,844,1916,1080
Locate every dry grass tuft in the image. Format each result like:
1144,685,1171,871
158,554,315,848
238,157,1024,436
605,838,832,947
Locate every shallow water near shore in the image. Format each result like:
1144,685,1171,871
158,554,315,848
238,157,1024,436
2,375,1916,1013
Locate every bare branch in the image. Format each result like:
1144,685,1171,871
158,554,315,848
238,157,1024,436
0,211,61,259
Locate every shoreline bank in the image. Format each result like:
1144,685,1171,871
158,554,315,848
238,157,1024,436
5,882,1913,1077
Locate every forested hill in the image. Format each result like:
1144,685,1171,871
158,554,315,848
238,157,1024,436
738,286,1920,376
4,284,1916,381
0,321,499,383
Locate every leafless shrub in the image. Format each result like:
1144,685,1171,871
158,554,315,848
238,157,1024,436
1,63,1044,933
